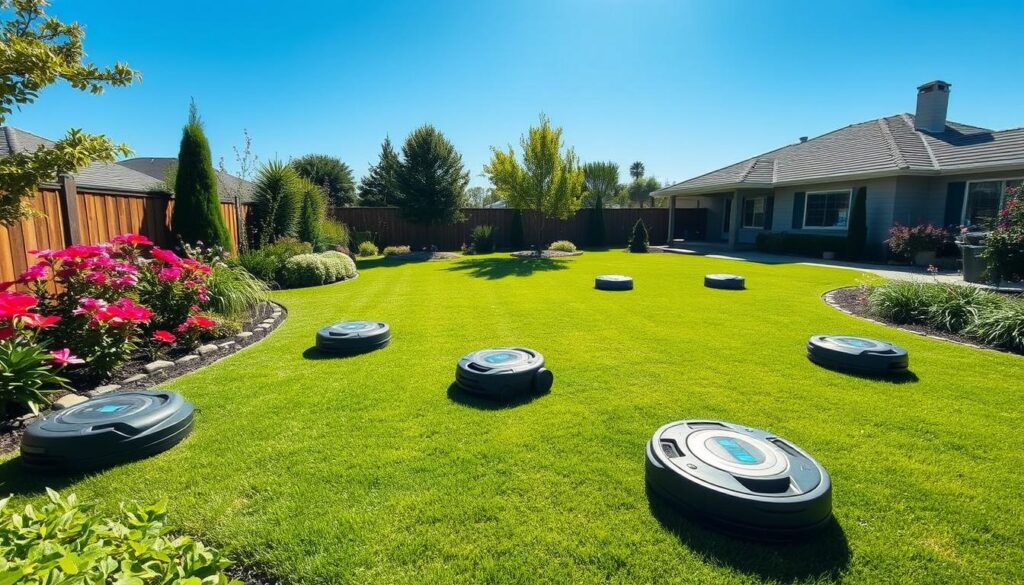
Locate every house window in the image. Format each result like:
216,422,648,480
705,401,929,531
742,197,765,228
963,179,1023,227
803,190,851,229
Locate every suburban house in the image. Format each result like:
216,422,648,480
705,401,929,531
653,81,1024,256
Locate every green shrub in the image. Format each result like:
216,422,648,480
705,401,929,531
170,101,232,251
206,262,269,319
867,280,932,324
923,284,1003,333
0,337,67,417
238,237,312,283
981,184,1024,282
0,489,240,584
357,241,379,257
549,240,576,253
319,219,350,251
279,254,328,288
966,299,1024,352
756,232,848,258
383,245,411,256
321,251,357,279
251,161,302,247
629,218,649,253
297,179,328,248
470,225,496,253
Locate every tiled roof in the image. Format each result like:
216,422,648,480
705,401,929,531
655,114,1024,196
118,157,256,203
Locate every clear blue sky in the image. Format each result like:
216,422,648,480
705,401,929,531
9,0,1024,188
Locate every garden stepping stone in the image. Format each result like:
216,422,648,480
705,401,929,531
197,344,220,355
144,360,174,374
52,394,88,410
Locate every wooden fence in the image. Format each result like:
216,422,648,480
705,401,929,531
330,207,694,250
0,176,249,286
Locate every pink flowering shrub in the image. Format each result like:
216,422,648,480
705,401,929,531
982,185,1024,282
5,233,219,379
0,291,81,415
885,223,949,260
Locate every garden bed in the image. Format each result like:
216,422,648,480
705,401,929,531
823,286,1020,355
510,250,583,259
0,301,287,456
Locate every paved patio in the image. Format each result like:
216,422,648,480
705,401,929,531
657,242,1024,291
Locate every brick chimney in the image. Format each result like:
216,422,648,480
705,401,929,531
914,80,951,133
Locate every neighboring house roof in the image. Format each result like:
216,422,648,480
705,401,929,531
118,157,256,203
484,199,507,209
654,114,1024,196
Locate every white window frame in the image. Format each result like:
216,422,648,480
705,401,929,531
741,196,766,228
802,189,852,230
961,178,1023,226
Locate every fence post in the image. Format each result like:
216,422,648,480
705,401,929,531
58,173,83,245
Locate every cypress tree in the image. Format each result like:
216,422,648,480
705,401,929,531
170,101,231,251
847,187,867,259
297,179,327,247
358,137,401,207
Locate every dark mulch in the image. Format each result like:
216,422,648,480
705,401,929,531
825,286,1013,353
0,302,286,457
510,250,583,259
224,562,283,585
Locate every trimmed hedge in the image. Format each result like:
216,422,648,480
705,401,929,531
279,252,357,288
756,232,848,258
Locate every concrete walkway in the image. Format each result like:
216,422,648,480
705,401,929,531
657,243,1024,291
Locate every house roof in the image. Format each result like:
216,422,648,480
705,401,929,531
654,114,1024,196
2,126,164,194
1,127,254,201
118,157,256,203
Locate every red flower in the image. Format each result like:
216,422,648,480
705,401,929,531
150,247,181,266
152,330,177,344
177,314,217,332
50,348,84,366
0,292,38,319
18,313,61,329
17,262,48,283
112,233,153,247
0,327,13,341
84,271,107,285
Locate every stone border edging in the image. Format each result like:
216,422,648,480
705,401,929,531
821,287,1021,358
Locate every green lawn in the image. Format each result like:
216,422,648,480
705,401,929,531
3,251,1022,584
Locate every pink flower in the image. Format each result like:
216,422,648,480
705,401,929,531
111,274,138,290
150,247,181,266
0,292,38,319
152,330,176,344
17,262,48,282
113,262,138,274
85,271,107,285
18,313,61,329
49,348,84,366
112,233,153,247
158,266,182,282
177,314,217,332
74,297,108,315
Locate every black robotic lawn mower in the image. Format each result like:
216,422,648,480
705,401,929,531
595,275,634,291
645,420,832,540
316,321,391,355
704,274,746,290
807,335,909,376
21,391,194,473
455,348,553,399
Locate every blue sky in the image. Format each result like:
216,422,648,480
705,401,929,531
9,0,1024,188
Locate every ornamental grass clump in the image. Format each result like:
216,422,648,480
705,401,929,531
966,299,1024,353
549,240,577,253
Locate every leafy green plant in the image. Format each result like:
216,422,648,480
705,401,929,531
205,263,269,319
318,220,350,251
251,161,302,248
923,284,1003,333
357,241,379,257
470,225,496,253
966,299,1024,352
297,179,327,247
383,245,411,256
238,237,312,283
549,240,577,253
321,251,357,280
0,339,68,417
279,254,328,288
629,218,649,253
867,280,932,324
0,489,241,584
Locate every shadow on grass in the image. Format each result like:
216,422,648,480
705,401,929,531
301,347,382,360
0,456,89,496
443,257,570,280
812,361,920,384
647,485,851,582
446,383,546,410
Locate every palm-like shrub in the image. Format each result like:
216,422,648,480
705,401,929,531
251,161,302,248
170,102,231,251
471,224,496,253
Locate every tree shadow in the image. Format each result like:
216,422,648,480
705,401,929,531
0,456,88,497
647,485,851,582
444,257,570,280
446,383,546,410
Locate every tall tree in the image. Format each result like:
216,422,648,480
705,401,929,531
0,0,138,224
629,161,645,182
395,125,469,226
484,114,585,249
583,161,620,207
628,176,661,208
358,137,400,207
251,161,302,247
171,101,231,251
290,154,356,207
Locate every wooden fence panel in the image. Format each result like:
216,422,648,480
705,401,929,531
330,207,671,250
